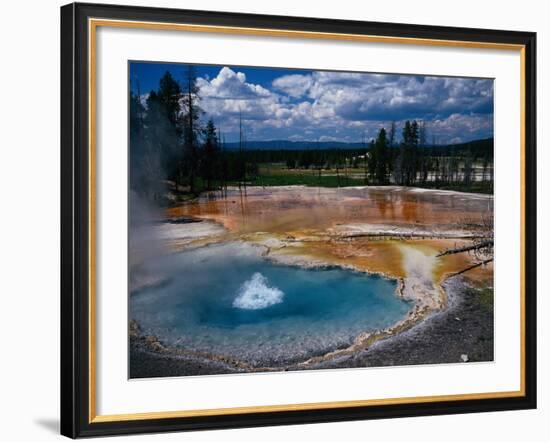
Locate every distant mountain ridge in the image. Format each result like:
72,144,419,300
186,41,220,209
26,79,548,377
223,140,364,150
223,138,494,151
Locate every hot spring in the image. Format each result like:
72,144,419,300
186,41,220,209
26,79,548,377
130,242,413,367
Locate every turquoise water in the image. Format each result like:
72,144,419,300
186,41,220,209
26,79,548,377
130,242,412,366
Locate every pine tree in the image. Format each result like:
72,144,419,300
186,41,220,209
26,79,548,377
129,88,146,192
388,121,396,148
158,71,183,129
418,121,428,184
374,128,389,184
400,120,419,186
139,90,177,199
181,66,203,193
201,119,219,190
157,72,184,188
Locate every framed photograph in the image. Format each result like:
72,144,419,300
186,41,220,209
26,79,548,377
60,2,537,438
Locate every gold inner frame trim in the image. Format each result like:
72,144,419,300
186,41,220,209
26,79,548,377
88,17,527,424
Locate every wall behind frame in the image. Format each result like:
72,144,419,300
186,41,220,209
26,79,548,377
0,0,546,441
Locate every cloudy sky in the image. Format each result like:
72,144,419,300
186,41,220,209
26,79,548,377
130,62,494,145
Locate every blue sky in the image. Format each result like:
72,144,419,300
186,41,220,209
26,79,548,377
130,61,494,144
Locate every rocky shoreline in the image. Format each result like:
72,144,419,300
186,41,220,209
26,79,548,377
129,276,493,378
308,277,493,370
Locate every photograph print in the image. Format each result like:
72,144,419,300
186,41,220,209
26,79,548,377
128,61,494,379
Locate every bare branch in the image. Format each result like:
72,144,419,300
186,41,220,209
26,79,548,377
446,258,494,278
436,240,494,257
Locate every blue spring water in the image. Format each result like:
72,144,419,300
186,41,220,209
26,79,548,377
130,242,412,366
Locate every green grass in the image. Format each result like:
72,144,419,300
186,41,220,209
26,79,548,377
242,163,367,187
169,162,494,194
243,173,366,188
251,163,493,193
416,182,493,195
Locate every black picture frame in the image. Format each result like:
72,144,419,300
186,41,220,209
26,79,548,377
61,2,537,438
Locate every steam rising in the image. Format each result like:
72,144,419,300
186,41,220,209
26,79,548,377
129,191,165,267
